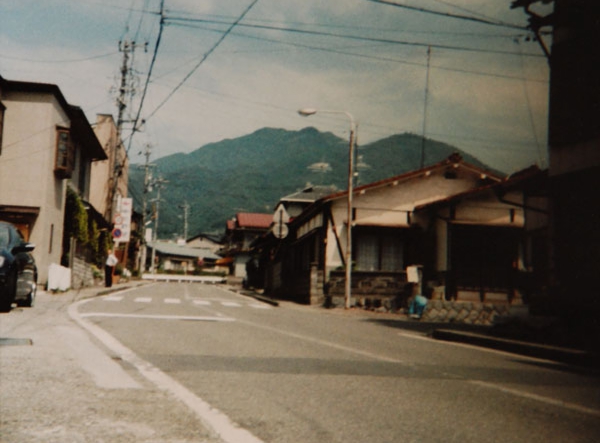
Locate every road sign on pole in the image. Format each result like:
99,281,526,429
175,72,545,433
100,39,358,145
272,222,289,239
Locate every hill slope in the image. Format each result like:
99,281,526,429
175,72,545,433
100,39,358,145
128,127,492,238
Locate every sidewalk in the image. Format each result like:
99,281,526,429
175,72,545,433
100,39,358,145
0,282,223,443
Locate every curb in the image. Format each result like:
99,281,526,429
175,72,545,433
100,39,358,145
432,328,599,368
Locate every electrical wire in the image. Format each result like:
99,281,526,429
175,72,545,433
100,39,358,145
367,0,527,30
126,0,165,155
164,16,544,58
144,0,261,123
0,51,118,63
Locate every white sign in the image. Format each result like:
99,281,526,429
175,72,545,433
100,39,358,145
113,197,133,242
272,222,289,239
273,204,290,224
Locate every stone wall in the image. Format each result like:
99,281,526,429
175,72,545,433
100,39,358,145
420,299,512,326
71,256,98,289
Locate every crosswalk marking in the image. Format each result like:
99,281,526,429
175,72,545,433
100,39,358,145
248,303,271,310
104,295,124,302
104,295,271,310
134,297,152,303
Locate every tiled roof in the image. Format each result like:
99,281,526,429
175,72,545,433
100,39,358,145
236,212,272,229
148,242,220,260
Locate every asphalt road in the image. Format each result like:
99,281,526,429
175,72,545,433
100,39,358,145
73,283,600,443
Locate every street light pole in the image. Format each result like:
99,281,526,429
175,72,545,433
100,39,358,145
298,108,356,309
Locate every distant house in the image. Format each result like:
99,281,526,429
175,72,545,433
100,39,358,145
186,233,223,253
256,154,516,306
0,76,107,284
220,212,273,278
278,185,339,218
147,241,221,274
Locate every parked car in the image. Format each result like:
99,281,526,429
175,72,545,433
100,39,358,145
0,221,37,311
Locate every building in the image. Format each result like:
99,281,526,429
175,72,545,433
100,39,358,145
0,76,106,284
220,212,273,278
257,154,515,306
90,113,128,222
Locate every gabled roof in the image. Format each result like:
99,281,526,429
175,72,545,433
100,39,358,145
413,165,546,211
280,185,339,204
235,212,272,229
320,153,503,204
148,242,220,260
0,76,106,160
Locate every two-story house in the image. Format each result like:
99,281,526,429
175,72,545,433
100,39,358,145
0,76,106,285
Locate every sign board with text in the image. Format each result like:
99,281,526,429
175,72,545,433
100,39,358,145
113,197,133,242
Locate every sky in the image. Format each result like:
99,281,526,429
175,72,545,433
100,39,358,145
0,0,551,173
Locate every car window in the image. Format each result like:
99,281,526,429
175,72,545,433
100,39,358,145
0,225,9,248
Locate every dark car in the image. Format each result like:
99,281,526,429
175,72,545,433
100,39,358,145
0,221,37,312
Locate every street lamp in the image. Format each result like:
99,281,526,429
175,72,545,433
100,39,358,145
298,108,356,309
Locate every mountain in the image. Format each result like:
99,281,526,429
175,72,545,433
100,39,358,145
128,127,492,239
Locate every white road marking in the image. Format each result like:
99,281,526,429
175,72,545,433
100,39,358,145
79,313,235,322
69,299,264,443
164,298,181,304
134,297,152,303
470,380,600,418
193,300,211,306
397,332,600,418
221,301,241,307
248,303,272,310
103,295,124,302
56,324,141,390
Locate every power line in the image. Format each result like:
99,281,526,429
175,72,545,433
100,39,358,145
173,23,548,83
164,17,544,58
126,0,166,155
144,0,261,123
367,0,527,30
0,51,118,63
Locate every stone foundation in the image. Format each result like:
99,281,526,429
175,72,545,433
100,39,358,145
420,300,512,326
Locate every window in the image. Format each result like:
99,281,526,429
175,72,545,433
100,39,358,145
55,126,74,178
355,229,404,272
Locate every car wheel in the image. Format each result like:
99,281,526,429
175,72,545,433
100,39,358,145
18,284,36,308
0,271,17,312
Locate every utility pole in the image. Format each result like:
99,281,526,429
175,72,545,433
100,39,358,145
109,39,147,222
179,201,190,242
138,143,154,272
149,176,168,274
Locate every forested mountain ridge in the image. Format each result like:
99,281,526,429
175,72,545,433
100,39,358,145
128,127,493,238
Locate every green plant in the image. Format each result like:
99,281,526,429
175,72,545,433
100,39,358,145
114,264,124,276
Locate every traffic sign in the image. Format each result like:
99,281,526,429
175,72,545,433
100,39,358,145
272,222,289,239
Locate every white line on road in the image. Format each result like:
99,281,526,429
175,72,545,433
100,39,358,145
193,300,211,306
103,295,124,302
470,380,600,418
69,298,264,443
398,332,600,418
56,324,141,390
79,312,235,322
134,297,152,303
221,301,241,307
164,298,181,304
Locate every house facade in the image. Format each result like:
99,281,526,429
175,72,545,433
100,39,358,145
257,155,541,308
146,241,221,274
220,212,273,278
90,113,128,222
0,76,106,284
